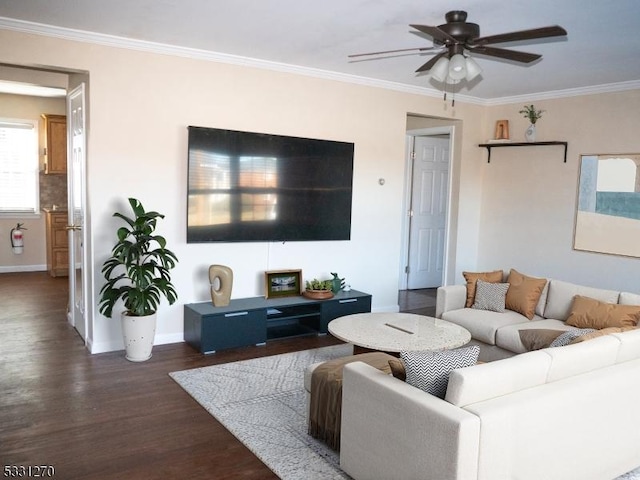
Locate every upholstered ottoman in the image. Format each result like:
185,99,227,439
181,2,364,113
305,351,396,450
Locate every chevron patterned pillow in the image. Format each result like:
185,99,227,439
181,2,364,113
472,279,509,312
400,345,480,398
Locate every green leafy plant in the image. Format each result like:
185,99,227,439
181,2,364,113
519,104,544,124
99,198,178,318
305,278,333,291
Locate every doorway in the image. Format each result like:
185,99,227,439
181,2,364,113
0,64,90,348
399,127,453,291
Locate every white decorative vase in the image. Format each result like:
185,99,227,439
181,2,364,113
121,312,157,362
525,123,536,142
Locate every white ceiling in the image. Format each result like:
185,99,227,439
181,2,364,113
1,0,640,101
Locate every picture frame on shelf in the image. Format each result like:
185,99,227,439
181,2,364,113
494,119,510,140
264,269,302,299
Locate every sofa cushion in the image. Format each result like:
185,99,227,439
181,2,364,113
543,335,621,382
441,308,528,345
566,295,640,329
497,319,572,353
463,270,504,307
505,269,548,320
618,291,640,306
472,280,509,312
400,345,480,399
445,350,552,407
543,279,619,321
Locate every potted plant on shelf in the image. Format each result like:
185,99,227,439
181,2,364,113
98,198,178,362
303,278,335,300
519,104,544,142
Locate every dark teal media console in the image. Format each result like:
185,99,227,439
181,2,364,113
184,290,371,354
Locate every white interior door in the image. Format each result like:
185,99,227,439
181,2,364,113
406,135,450,289
66,83,87,342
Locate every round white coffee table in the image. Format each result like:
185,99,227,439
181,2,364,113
328,312,471,353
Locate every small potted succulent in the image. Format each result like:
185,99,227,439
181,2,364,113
303,278,335,300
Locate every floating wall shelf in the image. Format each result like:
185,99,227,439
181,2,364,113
479,141,568,163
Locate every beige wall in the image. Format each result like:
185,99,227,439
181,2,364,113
0,92,66,271
3,27,640,354
480,90,640,291
0,28,487,352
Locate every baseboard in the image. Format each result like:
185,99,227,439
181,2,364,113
0,264,47,273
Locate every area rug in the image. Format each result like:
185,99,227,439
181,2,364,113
169,344,353,479
170,344,640,480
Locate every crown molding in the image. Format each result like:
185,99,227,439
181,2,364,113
0,16,482,105
484,79,640,106
1,16,638,106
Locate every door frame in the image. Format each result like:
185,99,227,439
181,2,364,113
399,126,454,290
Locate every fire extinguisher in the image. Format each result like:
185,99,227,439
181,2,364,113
10,223,26,254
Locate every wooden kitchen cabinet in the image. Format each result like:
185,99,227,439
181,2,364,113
45,210,69,277
40,114,67,174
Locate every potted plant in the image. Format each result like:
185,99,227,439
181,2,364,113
303,278,334,300
519,104,544,142
98,198,178,362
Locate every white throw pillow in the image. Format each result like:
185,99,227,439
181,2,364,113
472,279,509,313
400,345,480,399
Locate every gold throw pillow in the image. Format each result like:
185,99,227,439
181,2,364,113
568,326,638,344
505,269,548,320
566,295,640,329
388,358,406,381
462,270,503,308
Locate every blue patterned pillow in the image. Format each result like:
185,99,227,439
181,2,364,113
472,279,509,312
400,345,480,398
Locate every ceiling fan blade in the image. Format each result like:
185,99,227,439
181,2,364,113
410,24,457,44
474,25,567,45
348,46,440,58
471,46,541,63
415,51,447,73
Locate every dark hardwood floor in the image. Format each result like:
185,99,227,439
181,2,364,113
0,272,435,479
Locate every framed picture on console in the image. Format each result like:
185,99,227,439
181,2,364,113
265,269,302,299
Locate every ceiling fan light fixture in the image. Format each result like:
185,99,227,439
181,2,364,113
430,56,450,82
464,56,482,81
448,53,467,80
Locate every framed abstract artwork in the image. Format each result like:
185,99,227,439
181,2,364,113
574,153,640,258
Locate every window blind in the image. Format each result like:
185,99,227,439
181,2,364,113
0,119,39,213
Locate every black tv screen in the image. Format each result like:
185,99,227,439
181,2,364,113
187,126,354,243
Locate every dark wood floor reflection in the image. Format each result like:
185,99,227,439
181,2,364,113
1,272,434,479
398,288,437,317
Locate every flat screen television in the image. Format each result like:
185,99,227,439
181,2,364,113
187,126,354,243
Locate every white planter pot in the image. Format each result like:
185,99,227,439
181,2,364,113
121,312,157,362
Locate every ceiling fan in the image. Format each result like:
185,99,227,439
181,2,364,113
350,10,567,82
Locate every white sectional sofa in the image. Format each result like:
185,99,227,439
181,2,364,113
437,274,640,361
338,273,640,479
340,328,640,480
